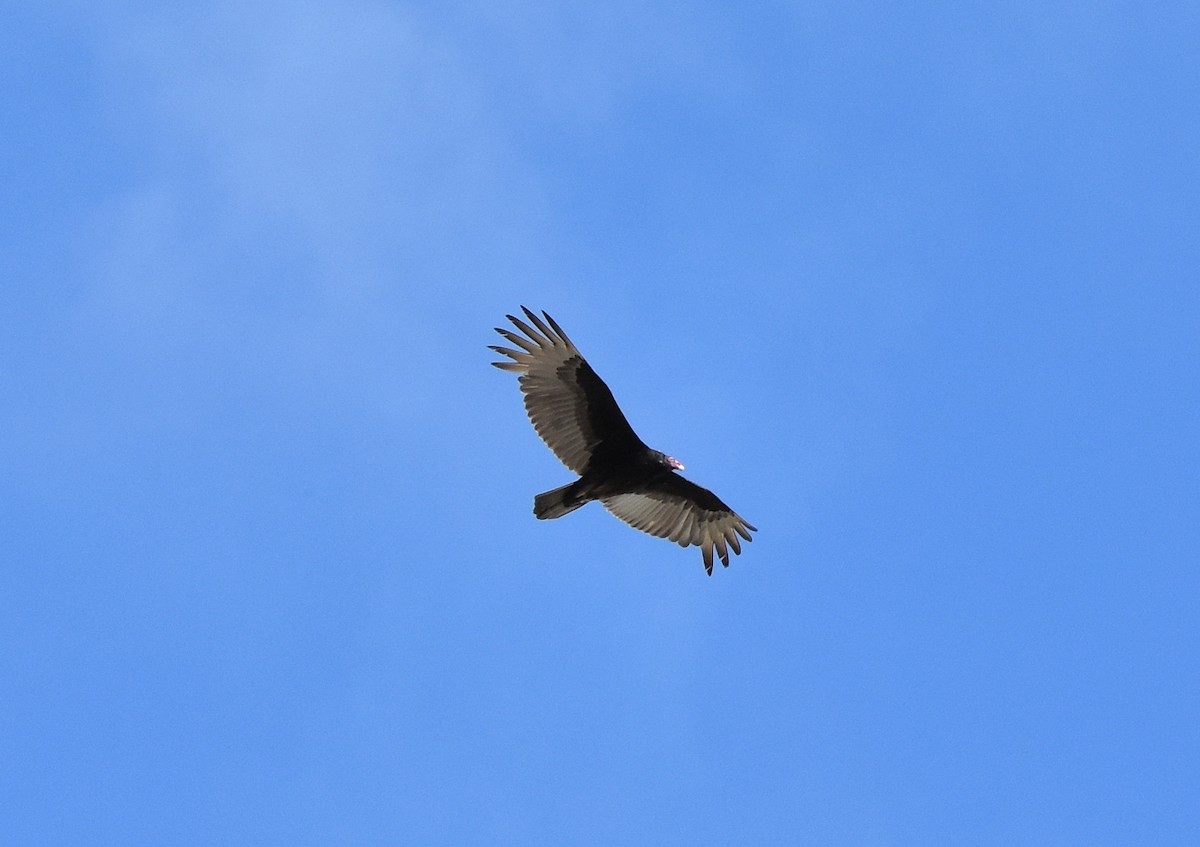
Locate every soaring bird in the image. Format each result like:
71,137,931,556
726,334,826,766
490,307,756,575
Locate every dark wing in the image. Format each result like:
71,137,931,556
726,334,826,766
601,475,757,575
490,307,644,474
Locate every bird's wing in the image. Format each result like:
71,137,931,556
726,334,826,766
491,307,643,474
601,474,756,575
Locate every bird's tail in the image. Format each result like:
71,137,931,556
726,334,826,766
533,482,588,520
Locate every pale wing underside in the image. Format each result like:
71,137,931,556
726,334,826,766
602,489,756,575
489,308,598,474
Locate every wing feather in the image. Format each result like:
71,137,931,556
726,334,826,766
491,307,644,474
494,328,539,353
602,474,756,575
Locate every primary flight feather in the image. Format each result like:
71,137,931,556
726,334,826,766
490,306,756,575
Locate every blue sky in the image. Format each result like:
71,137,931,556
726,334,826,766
4,1,1198,843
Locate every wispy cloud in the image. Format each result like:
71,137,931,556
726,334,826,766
87,1,540,301
80,1,738,312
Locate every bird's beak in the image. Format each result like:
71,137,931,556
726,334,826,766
668,456,685,471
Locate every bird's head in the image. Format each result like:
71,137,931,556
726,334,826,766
655,451,685,472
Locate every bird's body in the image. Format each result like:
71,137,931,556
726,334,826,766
533,448,678,519
490,307,756,574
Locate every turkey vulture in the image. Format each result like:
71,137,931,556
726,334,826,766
490,306,756,575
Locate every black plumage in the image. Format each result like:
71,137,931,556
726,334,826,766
490,307,756,575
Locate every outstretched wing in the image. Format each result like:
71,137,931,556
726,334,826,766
490,307,644,474
601,475,757,575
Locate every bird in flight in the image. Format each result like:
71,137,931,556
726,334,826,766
490,307,756,575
